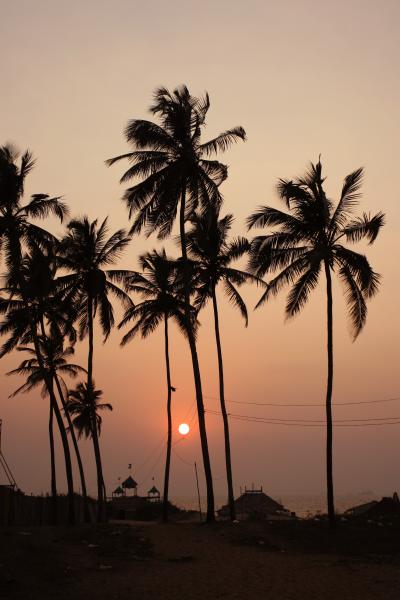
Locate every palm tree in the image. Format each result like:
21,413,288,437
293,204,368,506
58,216,132,521
186,209,263,521
0,145,68,278
247,159,384,527
119,249,193,522
107,85,246,521
0,145,76,524
66,382,112,440
0,244,78,524
7,337,91,522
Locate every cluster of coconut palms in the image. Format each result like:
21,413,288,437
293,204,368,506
0,85,384,528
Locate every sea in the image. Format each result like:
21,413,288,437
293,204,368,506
172,492,378,517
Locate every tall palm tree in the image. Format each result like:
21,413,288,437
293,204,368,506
58,216,132,521
186,209,263,521
0,244,78,524
247,159,384,527
66,382,112,440
107,85,246,521
0,145,76,524
119,249,193,522
7,337,91,522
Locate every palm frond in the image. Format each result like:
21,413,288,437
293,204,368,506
285,262,321,318
339,265,367,339
200,127,246,156
330,167,364,231
342,212,385,244
223,280,248,325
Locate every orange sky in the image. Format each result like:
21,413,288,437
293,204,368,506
0,0,399,507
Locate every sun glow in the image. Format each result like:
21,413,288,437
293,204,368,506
178,423,190,436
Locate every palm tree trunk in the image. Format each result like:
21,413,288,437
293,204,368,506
54,374,91,523
211,288,235,521
162,314,172,523
179,186,215,522
45,374,75,526
48,400,57,525
32,339,76,526
324,259,335,527
87,296,106,522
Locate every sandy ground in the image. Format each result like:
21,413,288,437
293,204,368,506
1,520,400,599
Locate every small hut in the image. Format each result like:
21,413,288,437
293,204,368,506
122,476,138,497
218,486,293,520
112,485,124,498
147,485,161,503
345,492,400,519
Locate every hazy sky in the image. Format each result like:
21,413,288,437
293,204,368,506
0,0,399,508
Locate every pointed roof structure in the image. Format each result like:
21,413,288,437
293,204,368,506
113,485,124,495
122,476,137,489
148,485,160,495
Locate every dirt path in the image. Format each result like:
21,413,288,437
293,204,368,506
1,521,399,599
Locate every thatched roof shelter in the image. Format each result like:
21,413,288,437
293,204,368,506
218,487,292,520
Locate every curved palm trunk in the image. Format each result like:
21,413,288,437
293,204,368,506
54,374,91,523
33,339,76,526
87,297,106,522
46,375,75,526
179,187,215,522
162,314,172,523
211,288,235,521
324,259,335,527
48,400,57,525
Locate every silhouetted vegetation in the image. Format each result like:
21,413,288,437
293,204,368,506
0,87,385,528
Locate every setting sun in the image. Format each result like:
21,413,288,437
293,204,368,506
178,423,190,436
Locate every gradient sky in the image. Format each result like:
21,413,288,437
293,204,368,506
0,0,399,508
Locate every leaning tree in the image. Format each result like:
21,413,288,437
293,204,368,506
57,216,132,521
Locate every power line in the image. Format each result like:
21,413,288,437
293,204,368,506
135,436,167,475
172,446,194,467
208,410,400,424
206,409,400,428
204,394,400,408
